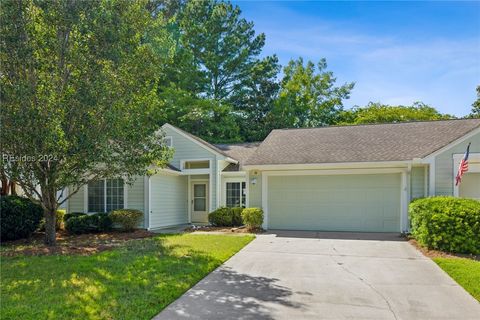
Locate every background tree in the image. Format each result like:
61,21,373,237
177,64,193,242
272,58,354,128
179,0,266,101
340,102,454,124
230,55,281,141
470,85,480,118
156,0,280,142
1,0,174,246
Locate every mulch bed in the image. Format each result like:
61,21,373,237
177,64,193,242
185,225,264,234
408,238,479,261
1,230,156,257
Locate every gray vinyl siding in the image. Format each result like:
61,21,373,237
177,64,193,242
150,174,188,228
126,177,144,212
410,166,426,200
126,176,145,228
434,131,480,196
162,126,220,210
68,185,85,213
248,171,262,208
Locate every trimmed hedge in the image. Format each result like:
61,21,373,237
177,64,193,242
208,207,244,227
409,197,480,254
1,195,44,241
241,207,263,230
110,209,143,232
65,213,113,234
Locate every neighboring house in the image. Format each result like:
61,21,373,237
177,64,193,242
67,119,480,233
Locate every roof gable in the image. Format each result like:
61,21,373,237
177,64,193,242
245,119,480,166
162,124,235,160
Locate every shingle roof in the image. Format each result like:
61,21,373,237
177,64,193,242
244,119,480,165
214,142,261,171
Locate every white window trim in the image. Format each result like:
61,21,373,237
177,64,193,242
222,177,247,207
84,178,128,213
180,158,211,171
453,153,480,197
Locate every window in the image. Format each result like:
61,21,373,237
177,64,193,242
184,160,210,169
88,178,124,212
226,182,246,208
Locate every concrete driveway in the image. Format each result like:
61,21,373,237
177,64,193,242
154,231,480,320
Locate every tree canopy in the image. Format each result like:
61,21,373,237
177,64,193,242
272,58,355,129
1,0,174,245
340,102,454,125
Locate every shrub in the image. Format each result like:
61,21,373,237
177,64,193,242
110,209,143,232
208,207,233,227
409,197,480,254
231,207,244,226
56,210,66,230
65,213,113,234
1,195,44,241
64,212,87,221
241,207,263,230
39,209,67,231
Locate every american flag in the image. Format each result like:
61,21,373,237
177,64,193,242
455,143,471,186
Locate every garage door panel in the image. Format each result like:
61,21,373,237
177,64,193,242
268,174,401,232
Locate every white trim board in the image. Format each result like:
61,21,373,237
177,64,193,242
422,127,480,162
244,161,413,171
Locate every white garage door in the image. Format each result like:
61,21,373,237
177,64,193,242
267,173,401,232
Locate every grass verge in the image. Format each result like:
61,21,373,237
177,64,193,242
433,257,480,302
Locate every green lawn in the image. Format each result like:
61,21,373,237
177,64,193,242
433,257,480,301
1,234,254,320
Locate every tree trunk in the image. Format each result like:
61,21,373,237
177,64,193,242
44,208,57,246
10,181,16,195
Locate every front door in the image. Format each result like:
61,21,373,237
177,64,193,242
191,182,208,223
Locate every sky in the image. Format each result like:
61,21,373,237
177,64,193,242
233,1,480,117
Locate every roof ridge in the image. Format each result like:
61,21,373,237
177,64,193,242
214,142,262,146
271,118,480,132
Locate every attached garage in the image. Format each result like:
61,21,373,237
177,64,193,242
266,173,402,232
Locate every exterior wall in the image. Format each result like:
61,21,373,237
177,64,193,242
248,170,262,207
434,131,480,196
68,185,85,213
162,126,219,210
150,174,188,228
410,166,426,200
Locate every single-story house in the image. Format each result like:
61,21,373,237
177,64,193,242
66,119,480,233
